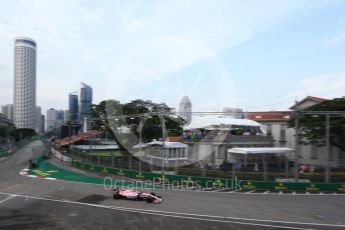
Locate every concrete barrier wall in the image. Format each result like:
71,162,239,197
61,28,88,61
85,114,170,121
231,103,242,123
71,160,345,192
52,148,72,162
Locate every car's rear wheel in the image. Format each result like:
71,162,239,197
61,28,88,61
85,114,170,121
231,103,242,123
113,192,120,199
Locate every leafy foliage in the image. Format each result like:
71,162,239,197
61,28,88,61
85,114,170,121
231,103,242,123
288,98,345,151
15,128,36,139
91,99,184,147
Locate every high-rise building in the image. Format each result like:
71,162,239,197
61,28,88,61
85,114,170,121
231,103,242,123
178,96,192,125
1,104,14,121
41,114,45,133
35,106,43,133
69,93,79,124
80,82,93,131
13,37,37,129
46,108,63,131
57,110,64,124
64,110,71,124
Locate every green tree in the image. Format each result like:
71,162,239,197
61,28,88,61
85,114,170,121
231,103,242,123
288,98,345,151
91,99,184,147
122,99,183,142
15,128,36,139
90,100,122,138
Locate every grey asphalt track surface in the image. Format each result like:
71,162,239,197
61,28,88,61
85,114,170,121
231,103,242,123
1,140,345,230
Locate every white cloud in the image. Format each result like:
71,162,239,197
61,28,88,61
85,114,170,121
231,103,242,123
326,32,345,45
288,74,345,100
268,74,345,111
0,0,333,114
103,0,314,103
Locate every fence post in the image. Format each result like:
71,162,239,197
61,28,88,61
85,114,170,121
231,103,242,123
325,114,330,183
294,112,300,182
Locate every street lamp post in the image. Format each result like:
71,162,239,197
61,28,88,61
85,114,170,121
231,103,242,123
159,114,168,176
325,114,330,183
294,112,300,182
138,117,143,174
137,115,150,174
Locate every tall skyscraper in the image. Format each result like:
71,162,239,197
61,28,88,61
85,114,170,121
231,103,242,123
64,110,71,124
13,37,37,129
40,114,45,133
178,96,192,125
46,108,63,131
1,104,14,121
69,93,79,124
35,106,43,133
79,82,93,131
57,110,64,124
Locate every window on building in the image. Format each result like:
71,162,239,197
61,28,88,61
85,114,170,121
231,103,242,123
266,124,272,136
310,144,318,159
280,124,287,142
330,146,335,161
298,145,303,158
338,151,345,166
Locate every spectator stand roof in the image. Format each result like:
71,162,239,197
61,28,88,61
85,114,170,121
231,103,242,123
228,147,293,155
133,141,188,149
72,145,119,150
184,115,261,130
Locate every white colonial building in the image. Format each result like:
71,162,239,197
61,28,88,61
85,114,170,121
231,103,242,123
248,96,345,168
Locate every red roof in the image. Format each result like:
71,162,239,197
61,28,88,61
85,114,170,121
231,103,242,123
289,96,329,110
305,96,328,102
247,111,292,121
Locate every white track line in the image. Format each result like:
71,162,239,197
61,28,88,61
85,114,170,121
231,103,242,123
212,189,227,192
0,195,15,204
1,192,344,229
227,189,243,193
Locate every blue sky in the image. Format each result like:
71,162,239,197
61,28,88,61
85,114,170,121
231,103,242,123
0,0,345,114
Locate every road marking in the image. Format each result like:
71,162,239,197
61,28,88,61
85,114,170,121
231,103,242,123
201,188,216,191
0,195,15,204
0,183,20,192
212,189,226,192
245,190,255,194
227,189,241,193
27,175,37,178
0,191,344,230
45,177,57,180
263,191,270,194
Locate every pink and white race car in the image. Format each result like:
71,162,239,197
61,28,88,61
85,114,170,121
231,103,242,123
112,187,163,204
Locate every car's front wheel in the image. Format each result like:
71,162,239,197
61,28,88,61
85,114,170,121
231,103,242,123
146,197,155,203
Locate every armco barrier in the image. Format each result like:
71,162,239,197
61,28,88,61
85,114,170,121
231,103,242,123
71,160,345,192
51,148,72,162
